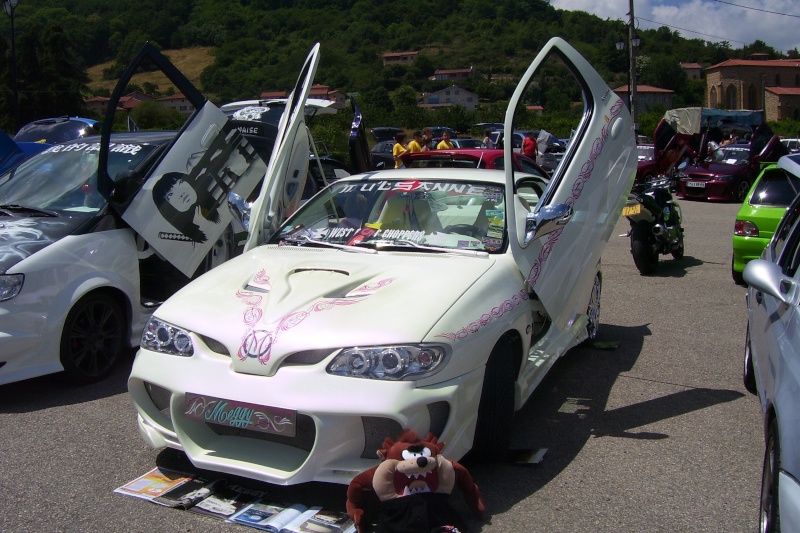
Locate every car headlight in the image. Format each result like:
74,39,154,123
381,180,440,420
0,274,24,302
717,175,735,181
141,316,194,356
327,344,447,380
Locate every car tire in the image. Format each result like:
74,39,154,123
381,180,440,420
631,221,658,275
743,325,757,395
671,225,685,260
583,273,601,344
60,292,127,384
737,180,752,203
760,418,781,533
732,254,745,285
469,338,516,462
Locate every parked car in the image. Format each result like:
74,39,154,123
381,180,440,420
450,137,484,149
742,184,800,532
127,37,636,486
13,116,100,144
370,127,405,143
0,130,50,174
402,148,549,179
370,140,395,169
677,124,789,202
732,154,800,284
637,143,655,162
781,138,800,153
488,129,565,172
0,43,337,386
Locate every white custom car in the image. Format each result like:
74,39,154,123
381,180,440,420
0,44,326,386
128,38,636,485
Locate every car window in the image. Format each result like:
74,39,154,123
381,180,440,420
517,158,548,178
777,220,800,277
0,141,158,213
750,168,800,207
271,179,506,253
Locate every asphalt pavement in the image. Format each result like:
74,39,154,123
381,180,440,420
0,198,761,533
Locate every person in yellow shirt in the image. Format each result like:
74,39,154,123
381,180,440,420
392,132,409,169
407,131,427,153
436,130,455,150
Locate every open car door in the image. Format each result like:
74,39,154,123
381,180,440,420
504,37,636,331
97,43,267,277
244,44,320,251
750,123,789,164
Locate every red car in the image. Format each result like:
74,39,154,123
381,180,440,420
401,148,549,179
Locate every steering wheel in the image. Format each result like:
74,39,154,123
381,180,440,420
443,224,483,239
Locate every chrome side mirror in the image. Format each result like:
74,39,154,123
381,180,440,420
524,203,573,245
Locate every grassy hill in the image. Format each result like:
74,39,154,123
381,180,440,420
86,47,215,95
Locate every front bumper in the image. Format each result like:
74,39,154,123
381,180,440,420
129,346,484,486
679,180,735,201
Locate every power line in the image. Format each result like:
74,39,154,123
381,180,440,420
714,0,800,19
637,16,747,45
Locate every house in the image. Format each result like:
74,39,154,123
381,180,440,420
84,95,110,117
680,62,703,80
382,51,418,67
429,67,474,81
420,85,478,111
158,93,196,115
613,85,675,114
705,58,800,121
308,84,347,106
83,92,156,116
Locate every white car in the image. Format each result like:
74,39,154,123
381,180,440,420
128,38,636,485
0,43,330,386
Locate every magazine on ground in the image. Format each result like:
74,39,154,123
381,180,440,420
230,502,355,533
116,468,354,532
113,467,196,501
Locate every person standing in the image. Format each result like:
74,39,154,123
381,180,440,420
522,131,538,158
392,131,409,168
407,131,427,153
436,130,455,150
483,129,496,149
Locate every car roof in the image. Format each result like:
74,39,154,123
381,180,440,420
340,167,507,186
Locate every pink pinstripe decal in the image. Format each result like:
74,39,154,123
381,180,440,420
436,289,529,341
527,99,624,287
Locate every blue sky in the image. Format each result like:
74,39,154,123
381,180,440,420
549,0,800,55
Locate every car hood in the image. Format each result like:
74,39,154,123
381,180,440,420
156,246,496,376
684,161,747,178
0,215,89,273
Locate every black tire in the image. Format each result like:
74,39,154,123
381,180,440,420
470,338,516,462
60,293,127,384
760,419,781,533
631,221,658,275
584,273,601,343
732,254,745,285
671,225,685,260
743,325,757,395
737,180,752,203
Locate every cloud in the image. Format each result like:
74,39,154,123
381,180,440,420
549,0,800,54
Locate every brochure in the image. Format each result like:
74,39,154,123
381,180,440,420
189,483,269,520
153,477,224,509
113,467,195,501
230,503,355,533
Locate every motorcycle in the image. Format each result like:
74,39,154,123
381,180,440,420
622,174,685,275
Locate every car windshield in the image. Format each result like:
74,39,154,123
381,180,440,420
637,145,655,161
750,168,800,207
705,145,750,165
0,141,158,214
14,120,98,144
271,178,509,253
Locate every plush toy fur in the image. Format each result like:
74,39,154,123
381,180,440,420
346,430,485,533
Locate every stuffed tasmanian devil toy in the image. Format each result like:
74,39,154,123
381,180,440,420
346,430,485,533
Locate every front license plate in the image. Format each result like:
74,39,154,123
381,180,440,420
185,393,296,437
686,181,706,188
622,203,641,216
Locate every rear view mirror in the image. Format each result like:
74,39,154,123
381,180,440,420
524,204,573,245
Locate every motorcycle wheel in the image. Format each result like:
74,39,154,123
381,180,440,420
631,221,658,276
671,225,685,260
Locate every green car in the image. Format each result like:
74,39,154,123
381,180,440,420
732,155,800,284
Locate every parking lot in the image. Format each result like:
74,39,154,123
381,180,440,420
0,198,761,532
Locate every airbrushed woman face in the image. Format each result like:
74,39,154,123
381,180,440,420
165,178,197,212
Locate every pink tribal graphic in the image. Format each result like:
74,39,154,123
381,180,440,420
436,289,529,341
527,99,624,288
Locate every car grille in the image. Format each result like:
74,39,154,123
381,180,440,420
427,401,450,438
361,416,403,458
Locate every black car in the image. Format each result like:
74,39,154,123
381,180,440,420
370,140,395,169
14,116,101,144
370,126,404,143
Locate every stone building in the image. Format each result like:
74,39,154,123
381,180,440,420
705,58,800,121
